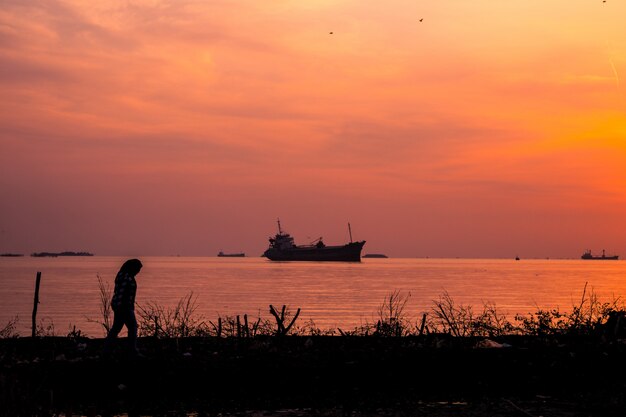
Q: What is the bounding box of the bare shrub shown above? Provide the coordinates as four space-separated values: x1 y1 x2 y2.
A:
430 291 476 337
86 274 112 336
36 317 56 336
137 292 209 338
374 290 412 336
293 318 337 336
515 283 625 336
515 307 568 336
566 282 623 334
209 313 273 337
337 323 377 336
67 324 85 339
471 302 516 337
0 316 19 338
429 292 516 337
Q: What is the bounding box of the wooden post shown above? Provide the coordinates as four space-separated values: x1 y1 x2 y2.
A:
32 271 41 338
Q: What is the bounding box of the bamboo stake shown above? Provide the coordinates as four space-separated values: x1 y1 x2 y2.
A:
32 271 41 338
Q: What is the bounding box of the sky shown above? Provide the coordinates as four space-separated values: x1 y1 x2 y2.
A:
1 0 625 259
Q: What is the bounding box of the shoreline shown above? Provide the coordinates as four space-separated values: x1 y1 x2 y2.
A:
2 334 626 416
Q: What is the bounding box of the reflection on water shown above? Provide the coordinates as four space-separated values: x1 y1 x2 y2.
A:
1 256 625 336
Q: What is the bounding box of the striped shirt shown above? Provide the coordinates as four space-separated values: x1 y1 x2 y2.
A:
111 271 137 310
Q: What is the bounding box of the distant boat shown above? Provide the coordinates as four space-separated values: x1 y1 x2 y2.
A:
263 219 365 262
515 256 520 261
0 253 24 257
363 253 388 258
581 249 619 260
217 251 245 257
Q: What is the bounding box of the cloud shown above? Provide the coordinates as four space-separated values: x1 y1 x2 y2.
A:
1 0 626 256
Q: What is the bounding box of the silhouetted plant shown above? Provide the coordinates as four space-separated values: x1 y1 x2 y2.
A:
470 302 516 337
36 317 56 336
514 308 566 336
137 292 210 338
208 316 223 337
293 318 337 336
565 282 622 334
430 291 476 337
269 304 301 336
209 313 272 337
67 324 85 339
0 316 19 338
86 274 112 336
514 284 625 336
374 290 412 336
338 323 377 336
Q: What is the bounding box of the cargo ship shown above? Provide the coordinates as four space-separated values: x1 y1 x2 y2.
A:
581 249 619 260
263 220 365 262
217 251 245 257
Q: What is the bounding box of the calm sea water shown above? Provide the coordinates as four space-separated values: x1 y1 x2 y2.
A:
1 256 625 337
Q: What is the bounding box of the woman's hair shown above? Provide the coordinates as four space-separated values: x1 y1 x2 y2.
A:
118 258 143 275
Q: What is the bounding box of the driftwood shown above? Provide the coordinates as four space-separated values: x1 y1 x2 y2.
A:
269 304 301 336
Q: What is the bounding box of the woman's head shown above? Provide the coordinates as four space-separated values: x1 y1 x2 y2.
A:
119 258 143 276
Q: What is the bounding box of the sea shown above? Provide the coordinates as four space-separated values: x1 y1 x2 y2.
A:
1 256 625 337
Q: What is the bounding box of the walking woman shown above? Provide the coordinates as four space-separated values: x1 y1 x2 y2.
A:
103 258 143 358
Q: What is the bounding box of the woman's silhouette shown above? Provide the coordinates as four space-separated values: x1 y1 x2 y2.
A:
103 258 143 358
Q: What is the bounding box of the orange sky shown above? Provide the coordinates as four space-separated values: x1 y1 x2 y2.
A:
1 0 625 258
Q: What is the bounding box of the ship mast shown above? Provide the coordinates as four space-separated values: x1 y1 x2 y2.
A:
277 218 283 234
348 222 353 243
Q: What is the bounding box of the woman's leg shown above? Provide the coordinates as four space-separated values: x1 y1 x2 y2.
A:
103 309 126 355
125 309 139 354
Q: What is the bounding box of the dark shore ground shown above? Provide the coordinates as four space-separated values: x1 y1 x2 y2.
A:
2 334 626 416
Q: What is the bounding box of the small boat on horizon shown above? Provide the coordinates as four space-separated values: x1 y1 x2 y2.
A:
217 251 246 257
263 219 365 262
581 249 619 260
363 253 388 258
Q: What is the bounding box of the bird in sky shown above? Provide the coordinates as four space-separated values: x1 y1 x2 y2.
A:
329 31 333 34
419 18 423 22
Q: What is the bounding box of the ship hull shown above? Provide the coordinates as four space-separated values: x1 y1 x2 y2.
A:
263 241 365 262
